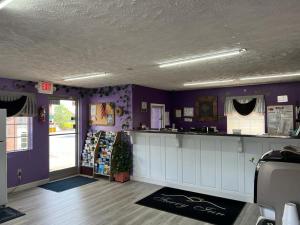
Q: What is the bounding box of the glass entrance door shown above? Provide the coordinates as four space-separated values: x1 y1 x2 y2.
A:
49 98 78 177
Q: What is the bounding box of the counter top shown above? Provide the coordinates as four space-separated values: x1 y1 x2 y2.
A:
128 129 300 139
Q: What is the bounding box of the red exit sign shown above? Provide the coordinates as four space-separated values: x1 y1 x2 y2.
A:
37 81 54 94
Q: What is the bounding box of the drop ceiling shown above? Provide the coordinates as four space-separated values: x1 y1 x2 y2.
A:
0 0 300 90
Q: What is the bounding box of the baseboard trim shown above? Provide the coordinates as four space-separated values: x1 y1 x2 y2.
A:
131 176 253 203
8 178 50 193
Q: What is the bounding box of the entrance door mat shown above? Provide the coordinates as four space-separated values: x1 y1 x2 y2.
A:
0 207 25 224
136 187 246 225
39 176 97 192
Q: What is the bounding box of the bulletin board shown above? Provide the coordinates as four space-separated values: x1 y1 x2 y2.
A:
267 105 294 135
90 103 115 126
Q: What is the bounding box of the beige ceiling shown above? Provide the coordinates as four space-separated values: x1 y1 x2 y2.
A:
0 0 300 90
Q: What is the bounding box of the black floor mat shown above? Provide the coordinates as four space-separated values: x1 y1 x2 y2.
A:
39 176 97 192
136 187 246 225
0 207 25 224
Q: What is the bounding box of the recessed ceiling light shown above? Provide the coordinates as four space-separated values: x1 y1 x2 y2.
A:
239 72 300 81
63 73 109 81
183 79 235 86
158 48 246 68
0 0 14 9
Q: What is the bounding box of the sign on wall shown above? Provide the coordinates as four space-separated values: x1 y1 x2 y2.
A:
36 81 54 94
267 105 294 135
277 95 288 103
183 107 194 117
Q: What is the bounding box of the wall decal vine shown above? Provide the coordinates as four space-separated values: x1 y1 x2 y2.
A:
2 80 132 130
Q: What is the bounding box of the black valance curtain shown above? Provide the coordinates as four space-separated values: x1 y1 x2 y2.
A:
224 95 265 116
0 91 37 117
233 98 257 116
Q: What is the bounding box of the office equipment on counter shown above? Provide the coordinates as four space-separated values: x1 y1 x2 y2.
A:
189 126 218 133
0 109 7 206
254 146 300 225
267 105 294 136
209 126 218 132
232 129 242 135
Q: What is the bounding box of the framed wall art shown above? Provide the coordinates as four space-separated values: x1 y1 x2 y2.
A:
183 107 194 117
175 109 182 118
141 101 148 112
90 102 115 126
195 96 218 121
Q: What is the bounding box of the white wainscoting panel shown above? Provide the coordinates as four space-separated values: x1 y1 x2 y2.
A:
133 135 149 178
181 136 198 186
165 136 179 183
149 135 164 181
221 139 241 193
200 137 218 189
243 140 263 195
131 132 300 203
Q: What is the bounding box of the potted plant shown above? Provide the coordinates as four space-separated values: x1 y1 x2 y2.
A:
111 135 132 183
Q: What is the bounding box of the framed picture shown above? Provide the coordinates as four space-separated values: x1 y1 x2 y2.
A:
89 102 115 126
183 107 194 117
175 109 182 118
184 118 193 122
195 96 218 121
141 101 148 112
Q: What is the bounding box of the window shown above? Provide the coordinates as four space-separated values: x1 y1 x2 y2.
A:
6 117 33 152
227 111 265 135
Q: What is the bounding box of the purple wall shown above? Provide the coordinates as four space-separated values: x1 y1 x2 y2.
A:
132 85 172 129
171 82 300 131
3 76 300 188
0 78 89 188
89 85 133 132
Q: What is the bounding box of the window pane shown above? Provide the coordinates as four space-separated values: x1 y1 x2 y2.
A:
15 117 29 124
16 124 28 137
6 125 15 138
16 137 28 150
227 112 265 135
6 138 15 152
6 117 33 152
6 117 15 125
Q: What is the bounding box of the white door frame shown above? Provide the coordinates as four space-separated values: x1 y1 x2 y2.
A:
150 103 166 129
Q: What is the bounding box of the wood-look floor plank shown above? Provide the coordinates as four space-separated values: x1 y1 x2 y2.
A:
5 179 259 225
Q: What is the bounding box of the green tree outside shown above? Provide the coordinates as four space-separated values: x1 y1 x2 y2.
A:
53 105 74 130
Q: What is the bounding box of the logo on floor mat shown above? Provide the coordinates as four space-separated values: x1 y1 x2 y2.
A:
153 194 226 216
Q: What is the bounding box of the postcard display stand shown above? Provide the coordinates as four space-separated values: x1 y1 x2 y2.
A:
81 131 120 180
81 131 100 176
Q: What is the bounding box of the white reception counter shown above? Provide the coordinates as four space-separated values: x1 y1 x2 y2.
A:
129 131 300 203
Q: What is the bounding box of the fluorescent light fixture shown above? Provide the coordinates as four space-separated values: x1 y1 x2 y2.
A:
184 79 235 86
240 72 300 81
159 48 246 68
0 0 14 9
63 72 109 81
